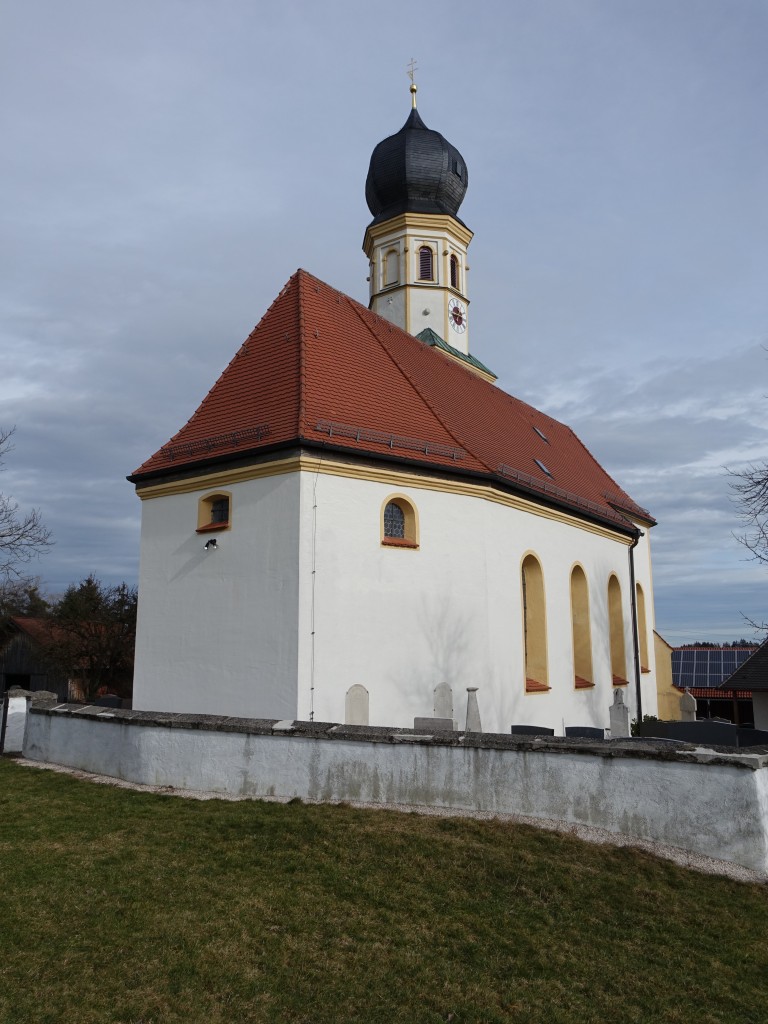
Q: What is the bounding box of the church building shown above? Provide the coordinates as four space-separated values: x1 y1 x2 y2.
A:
129 87 659 734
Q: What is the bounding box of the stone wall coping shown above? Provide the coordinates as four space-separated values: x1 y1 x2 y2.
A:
27 702 768 770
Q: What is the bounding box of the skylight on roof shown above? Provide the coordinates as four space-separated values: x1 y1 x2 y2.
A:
534 458 553 478
533 425 549 443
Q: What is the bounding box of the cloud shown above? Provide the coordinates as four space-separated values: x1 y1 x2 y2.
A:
1 0 767 641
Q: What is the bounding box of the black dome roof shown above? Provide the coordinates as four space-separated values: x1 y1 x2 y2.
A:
365 108 469 226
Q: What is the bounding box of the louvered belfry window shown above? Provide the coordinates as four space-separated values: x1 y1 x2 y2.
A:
418 246 433 281
450 254 458 289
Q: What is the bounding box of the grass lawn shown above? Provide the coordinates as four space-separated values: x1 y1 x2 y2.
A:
0 758 766 1024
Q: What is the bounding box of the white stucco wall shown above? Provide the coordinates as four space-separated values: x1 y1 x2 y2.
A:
24 709 768 875
132 472 301 718
300 470 658 734
132 461 657 734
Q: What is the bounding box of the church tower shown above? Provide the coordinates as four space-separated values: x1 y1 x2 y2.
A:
363 83 474 356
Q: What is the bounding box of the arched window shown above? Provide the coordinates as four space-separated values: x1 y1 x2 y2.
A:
418 246 434 281
608 575 628 684
384 501 405 538
450 254 459 289
385 248 399 286
381 495 419 548
197 491 231 532
570 565 593 688
636 583 650 672
521 554 548 692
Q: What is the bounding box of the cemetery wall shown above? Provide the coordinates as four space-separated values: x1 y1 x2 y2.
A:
22 703 768 875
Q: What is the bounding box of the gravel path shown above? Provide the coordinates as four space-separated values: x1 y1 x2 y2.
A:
13 756 765 885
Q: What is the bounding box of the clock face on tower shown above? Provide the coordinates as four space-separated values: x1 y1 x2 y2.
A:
448 298 467 333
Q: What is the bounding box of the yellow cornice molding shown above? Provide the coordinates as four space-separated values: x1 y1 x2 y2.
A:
136 454 632 544
433 345 495 383
363 212 473 254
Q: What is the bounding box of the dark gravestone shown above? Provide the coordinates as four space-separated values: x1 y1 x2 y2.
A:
640 720 738 746
565 726 605 739
510 725 555 736
737 727 768 748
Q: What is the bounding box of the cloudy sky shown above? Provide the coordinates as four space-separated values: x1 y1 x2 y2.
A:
2 0 766 642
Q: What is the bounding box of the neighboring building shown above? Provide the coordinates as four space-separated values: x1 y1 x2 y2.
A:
672 645 758 723
654 631 679 720
0 617 68 701
129 91 659 734
720 640 768 730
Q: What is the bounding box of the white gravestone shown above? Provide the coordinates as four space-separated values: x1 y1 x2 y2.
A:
433 682 453 722
680 688 697 722
465 687 482 733
609 688 630 738
345 684 369 726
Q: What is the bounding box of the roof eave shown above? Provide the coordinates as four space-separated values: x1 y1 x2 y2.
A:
130 437 639 538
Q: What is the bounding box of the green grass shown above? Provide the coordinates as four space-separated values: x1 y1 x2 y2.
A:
0 758 766 1024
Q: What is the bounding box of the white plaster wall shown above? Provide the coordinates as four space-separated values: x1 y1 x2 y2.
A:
132 472 301 718
299 471 658 734
2 697 29 753
24 711 768 875
371 288 406 332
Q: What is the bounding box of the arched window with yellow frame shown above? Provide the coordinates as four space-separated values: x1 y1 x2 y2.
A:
385 248 399 286
418 245 434 281
197 491 232 533
608 574 628 684
636 582 650 672
381 494 419 549
521 554 549 692
570 565 594 688
450 253 459 289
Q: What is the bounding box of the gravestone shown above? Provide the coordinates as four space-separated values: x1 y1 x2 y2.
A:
345 684 369 726
414 717 454 732
433 682 453 722
465 687 482 733
680 688 697 722
609 688 630 738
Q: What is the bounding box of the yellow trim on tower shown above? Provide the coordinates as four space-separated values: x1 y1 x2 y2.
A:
363 211 473 256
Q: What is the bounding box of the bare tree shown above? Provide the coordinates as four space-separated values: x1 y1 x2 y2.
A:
0 427 52 582
730 459 768 565
730 458 768 635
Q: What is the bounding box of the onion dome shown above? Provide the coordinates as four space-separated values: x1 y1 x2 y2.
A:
365 107 469 226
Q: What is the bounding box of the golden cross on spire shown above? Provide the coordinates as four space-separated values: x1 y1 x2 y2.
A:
407 57 418 108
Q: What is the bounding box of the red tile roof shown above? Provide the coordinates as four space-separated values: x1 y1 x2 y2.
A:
130 270 653 533
679 686 754 700
9 616 54 645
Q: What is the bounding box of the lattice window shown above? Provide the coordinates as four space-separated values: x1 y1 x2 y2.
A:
383 501 406 538
210 498 229 524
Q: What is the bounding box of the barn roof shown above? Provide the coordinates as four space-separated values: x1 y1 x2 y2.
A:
719 639 768 692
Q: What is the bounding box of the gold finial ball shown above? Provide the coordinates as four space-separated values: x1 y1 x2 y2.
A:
410 82 418 108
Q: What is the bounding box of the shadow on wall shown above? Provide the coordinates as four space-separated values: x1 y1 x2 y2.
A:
384 596 477 722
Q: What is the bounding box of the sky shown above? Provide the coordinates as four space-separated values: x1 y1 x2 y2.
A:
1 0 766 642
